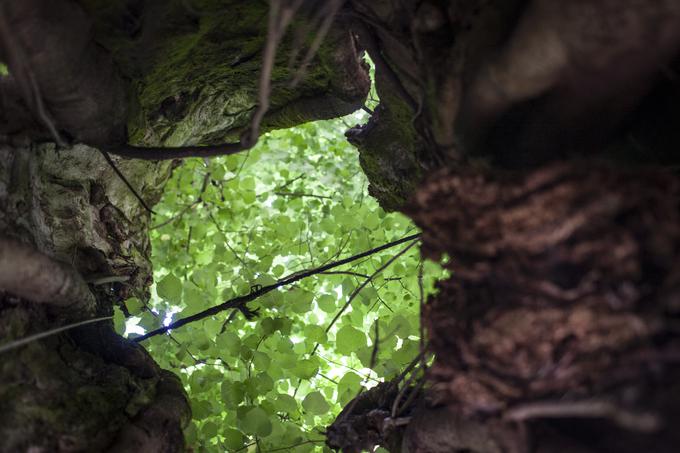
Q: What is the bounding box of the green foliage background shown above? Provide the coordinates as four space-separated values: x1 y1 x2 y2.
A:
114 109 445 452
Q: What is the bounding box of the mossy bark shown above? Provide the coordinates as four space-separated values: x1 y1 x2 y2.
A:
0 142 187 452
0 1 369 451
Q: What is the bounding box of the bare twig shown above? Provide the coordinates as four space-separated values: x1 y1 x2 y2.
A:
320 270 370 279
369 321 380 368
394 376 425 417
319 373 339 385
417 259 428 370
275 174 304 191
151 171 210 229
262 440 324 453
391 355 425 418
274 191 334 200
318 354 380 383
323 240 418 336
0 316 112 354
392 351 426 391
99 149 156 214
134 233 420 341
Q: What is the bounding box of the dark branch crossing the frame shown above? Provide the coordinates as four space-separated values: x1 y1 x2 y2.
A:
133 233 420 342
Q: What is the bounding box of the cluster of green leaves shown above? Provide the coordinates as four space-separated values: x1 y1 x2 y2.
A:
115 110 445 452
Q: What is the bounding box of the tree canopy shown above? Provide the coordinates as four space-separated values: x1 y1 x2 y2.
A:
114 112 445 452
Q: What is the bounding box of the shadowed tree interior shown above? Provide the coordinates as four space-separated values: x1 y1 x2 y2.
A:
1 0 680 452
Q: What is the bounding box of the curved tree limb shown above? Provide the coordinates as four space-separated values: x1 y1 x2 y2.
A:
0 237 95 313
106 0 302 161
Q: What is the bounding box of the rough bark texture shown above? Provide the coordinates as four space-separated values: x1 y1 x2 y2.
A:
408 162 680 452
329 0 680 452
0 144 185 452
4 0 680 451
0 0 369 451
1 0 369 149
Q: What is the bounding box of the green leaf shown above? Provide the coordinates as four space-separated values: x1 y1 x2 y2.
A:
183 284 205 311
221 381 245 408
288 288 314 314
253 351 271 370
302 391 330 415
240 176 256 191
275 394 298 414
191 399 213 420
335 325 366 355
317 294 336 313
303 324 327 343
202 421 218 438
222 428 245 450
242 407 272 437
293 359 319 380
113 306 126 335
124 297 144 316
157 274 182 303
216 331 241 355
203 318 222 339
272 264 285 277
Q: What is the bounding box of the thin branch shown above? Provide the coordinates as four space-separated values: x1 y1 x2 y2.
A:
369 321 380 369
261 440 325 453
99 150 156 214
219 309 240 335
0 316 111 354
275 174 304 191
274 191 334 200
152 200 200 230
417 259 428 370
320 270 370 279
318 354 380 383
151 171 210 229
391 355 425 418
394 375 425 417
319 373 339 385
235 441 258 453
185 226 193 254
369 281 394 313
392 351 426 391
323 240 418 336
134 233 421 341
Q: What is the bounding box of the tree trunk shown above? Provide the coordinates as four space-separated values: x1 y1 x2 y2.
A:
4 0 680 452
329 1 680 452
0 1 368 451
